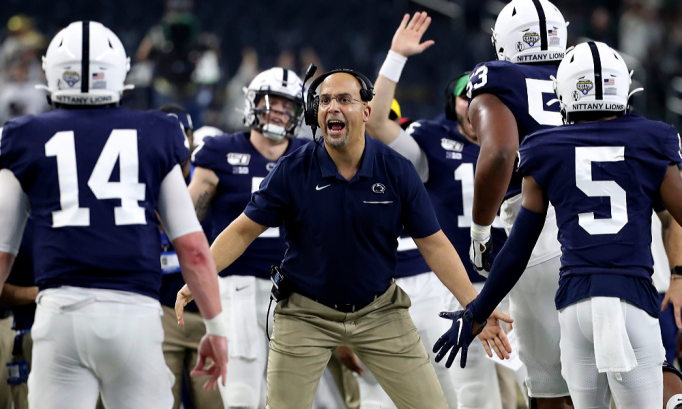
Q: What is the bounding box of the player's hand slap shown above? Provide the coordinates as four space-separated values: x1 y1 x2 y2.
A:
192 333 228 390
433 306 512 368
175 284 194 326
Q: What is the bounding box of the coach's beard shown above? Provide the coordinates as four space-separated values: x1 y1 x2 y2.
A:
325 131 349 149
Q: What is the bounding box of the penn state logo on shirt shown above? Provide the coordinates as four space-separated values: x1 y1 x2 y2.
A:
62 71 80 87
372 183 386 194
227 153 251 166
522 32 540 47
577 79 594 96
266 162 276 172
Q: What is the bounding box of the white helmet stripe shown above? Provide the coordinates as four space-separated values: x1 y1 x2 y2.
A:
587 41 603 100
531 0 548 51
81 21 90 94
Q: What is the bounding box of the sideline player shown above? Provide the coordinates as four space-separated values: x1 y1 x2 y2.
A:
0 21 227 409
186 67 309 409
465 1 570 407
363 12 506 409
453 41 682 409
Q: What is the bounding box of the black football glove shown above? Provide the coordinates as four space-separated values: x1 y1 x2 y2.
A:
433 306 485 368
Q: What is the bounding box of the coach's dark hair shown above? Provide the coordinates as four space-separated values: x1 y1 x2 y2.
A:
157 103 188 114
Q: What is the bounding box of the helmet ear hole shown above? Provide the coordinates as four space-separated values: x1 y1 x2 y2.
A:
512 7 517 16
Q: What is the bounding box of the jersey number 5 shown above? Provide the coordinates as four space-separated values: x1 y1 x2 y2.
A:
46 130 146 228
575 146 628 235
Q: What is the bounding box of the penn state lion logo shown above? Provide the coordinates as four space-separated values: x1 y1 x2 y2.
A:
372 183 386 194
515 42 525 52
576 79 593 95
522 32 540 47
62 71 80 87
571 90 582 101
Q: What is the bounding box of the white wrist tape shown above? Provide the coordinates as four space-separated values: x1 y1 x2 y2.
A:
379 50 407 83
470 222 492 241
203 310 228 337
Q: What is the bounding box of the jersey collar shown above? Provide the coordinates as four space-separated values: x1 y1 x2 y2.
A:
316 134 375 181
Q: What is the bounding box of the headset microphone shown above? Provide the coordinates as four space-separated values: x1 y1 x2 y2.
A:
302 63 319 138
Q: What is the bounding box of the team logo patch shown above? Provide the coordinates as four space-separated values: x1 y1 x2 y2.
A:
576 79 594 95
266 162 276 171
522 32 540 47
227 153 251 166
572 90 582 101
441 138 464 152
232 166 249 175
515 42 525 52
372 183 386 194
62 71 80 87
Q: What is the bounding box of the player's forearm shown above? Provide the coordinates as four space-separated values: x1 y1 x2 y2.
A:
366 74 402 145
0 252 16 300
0 283 37 306
663 212 682 268
472 149 516 225
188 168 218 221
175 231 222 319
415 231 478 307
210 213 266 273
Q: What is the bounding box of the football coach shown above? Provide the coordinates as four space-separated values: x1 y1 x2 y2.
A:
176 67 511 409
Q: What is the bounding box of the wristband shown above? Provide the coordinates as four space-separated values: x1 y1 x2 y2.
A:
379 50 407 83
470 222 492 241
672 266 682 277
203 310 228 337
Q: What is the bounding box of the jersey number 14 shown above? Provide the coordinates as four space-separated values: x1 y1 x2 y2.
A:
46 130 146 228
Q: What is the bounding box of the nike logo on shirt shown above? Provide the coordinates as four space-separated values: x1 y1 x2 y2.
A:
316 184 331 191
236 286 249 292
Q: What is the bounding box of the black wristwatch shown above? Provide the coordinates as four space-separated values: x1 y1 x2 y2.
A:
671 266 682 277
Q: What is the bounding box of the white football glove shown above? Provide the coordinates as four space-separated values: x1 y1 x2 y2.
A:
470 223 493 277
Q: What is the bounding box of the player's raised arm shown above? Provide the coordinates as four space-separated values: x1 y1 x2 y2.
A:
367 12 433 145
188 166 219 221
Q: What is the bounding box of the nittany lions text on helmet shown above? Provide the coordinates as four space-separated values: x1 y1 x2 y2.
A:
554 41 637 122
243 67 304 141
39 21 132 106
492 0 567 64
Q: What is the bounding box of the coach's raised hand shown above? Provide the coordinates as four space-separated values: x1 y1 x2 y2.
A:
390 11 435 58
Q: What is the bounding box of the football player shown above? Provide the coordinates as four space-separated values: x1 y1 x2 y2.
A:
458 41 682 409
183 67 309 409
362 12 507 409
465 1 570 407
0 21 227 409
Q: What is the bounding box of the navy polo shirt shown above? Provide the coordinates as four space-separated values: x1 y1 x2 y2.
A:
244 135 441 305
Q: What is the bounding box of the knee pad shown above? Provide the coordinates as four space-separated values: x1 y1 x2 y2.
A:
664 361 682 383
667 394 682 409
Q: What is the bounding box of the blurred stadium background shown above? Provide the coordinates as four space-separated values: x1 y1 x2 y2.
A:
0 0 680 131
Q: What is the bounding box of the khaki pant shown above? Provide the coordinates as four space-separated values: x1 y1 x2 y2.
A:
266 282 448 409
0 316 13 409
161 305 223 409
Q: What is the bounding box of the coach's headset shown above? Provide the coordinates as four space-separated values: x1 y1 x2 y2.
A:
302 64 375 139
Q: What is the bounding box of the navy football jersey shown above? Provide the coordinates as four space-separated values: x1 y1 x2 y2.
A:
468 60 562 199
192 132 309 279
518 114 682 317
0 107 189 299
395 119 506 283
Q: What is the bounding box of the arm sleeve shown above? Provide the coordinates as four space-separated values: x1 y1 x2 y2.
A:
468 206 546 323
157 164 203 241
243 160 288 227
0 169 29 255
400 160 440 238
390 127 429 183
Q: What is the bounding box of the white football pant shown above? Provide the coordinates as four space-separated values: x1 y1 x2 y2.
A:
559 298 664 409
29 289 173 409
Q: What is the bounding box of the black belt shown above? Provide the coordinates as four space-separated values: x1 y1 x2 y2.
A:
294 286 386 313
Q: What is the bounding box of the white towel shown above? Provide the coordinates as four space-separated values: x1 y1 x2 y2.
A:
592 297 638 373
228 275 259 360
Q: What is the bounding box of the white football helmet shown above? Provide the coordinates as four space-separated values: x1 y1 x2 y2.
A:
492 0 567 64
243 67 304 141
554 41 638 123
39 21 132 106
